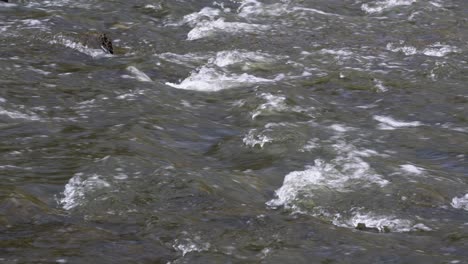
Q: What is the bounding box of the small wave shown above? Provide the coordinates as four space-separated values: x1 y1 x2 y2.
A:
26 0 95 8
328 124 355 133
210 50 284 69
125 66 152 82
451 194 468 211
267 141 388 210
387 42 459 57
157 52 212 67
373 115 422 130
251 93 310 119
59 173 110 210
243 129 272 148
320 49 353 58
173 236 210 256
251 93 288 119
182 7 221 26
0 106 41 121
180 5 270 40
165 66 272 92
361 0 416 14
21 19 48 30
400 164 425 175
333 210 431 232
238 0 339 18
187 18 269 41
49 34 111 58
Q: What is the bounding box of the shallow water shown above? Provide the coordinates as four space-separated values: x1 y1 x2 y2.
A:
1 0 468 263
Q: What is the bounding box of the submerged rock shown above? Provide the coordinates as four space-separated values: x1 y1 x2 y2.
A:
0 189 59 227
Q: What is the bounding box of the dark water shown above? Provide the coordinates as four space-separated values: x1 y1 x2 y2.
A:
1 0 468 263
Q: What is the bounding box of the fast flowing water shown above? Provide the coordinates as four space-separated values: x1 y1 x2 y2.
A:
1 0 468 263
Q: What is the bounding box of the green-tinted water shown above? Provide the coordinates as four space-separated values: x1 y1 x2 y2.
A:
1 0 468 263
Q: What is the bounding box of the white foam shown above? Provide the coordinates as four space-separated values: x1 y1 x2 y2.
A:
238 0 338 18
157 52 212 67
329 124 353 133
373 79 388 92
182 7 221 26
300 138 320 152
173 237 210 256
267 143 388 210
181 4 269 40
210 50 281 68
0 165 32 170
422 43 460 57
373 115 422 130
251 93 288 119
0 1 15 7
441 124 468 133
361 0 416 14
27 0 93 8
400 164 424 175
187 18 270 40
166 66 272 92
451 194 468 211
49 34 110 58
0 106 41 121
60 173 110 210
320 49 353 57
29 66 51 76
387 42 459 57
243 129 272 148
22 19 45 28
126 66 152 82
386 43 418 56
238 0 287 17
116 89 145 100
334 211 431 232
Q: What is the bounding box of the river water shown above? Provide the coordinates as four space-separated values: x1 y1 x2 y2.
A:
1 0 468 263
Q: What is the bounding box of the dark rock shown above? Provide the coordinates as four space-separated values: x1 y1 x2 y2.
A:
79 32 114 54
355 223 381 233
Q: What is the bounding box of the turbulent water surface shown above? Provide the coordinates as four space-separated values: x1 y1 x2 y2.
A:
1 0 468 263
